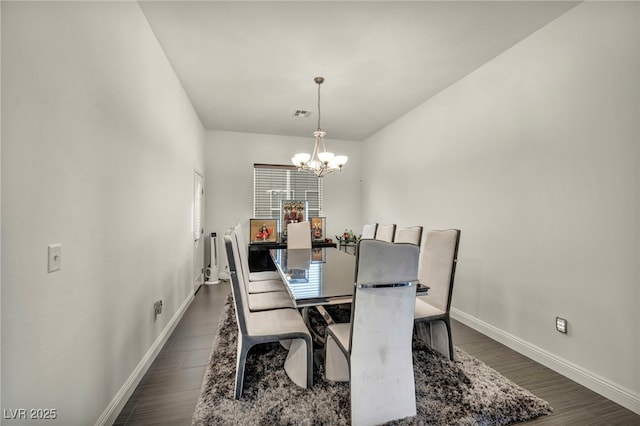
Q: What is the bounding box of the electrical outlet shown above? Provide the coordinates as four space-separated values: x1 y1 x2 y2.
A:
556 317 567 334
154 300 163 315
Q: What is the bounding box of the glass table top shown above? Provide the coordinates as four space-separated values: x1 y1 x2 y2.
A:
270 248 357 307
271 247 429 308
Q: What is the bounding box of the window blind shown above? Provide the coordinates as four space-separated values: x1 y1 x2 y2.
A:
253 164 323 220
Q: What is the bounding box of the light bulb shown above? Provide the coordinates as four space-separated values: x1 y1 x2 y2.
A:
307 159 321 169
333 155 348 166
293 153 311 164
318 152 334 163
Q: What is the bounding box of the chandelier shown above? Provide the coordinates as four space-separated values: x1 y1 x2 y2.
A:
291 77 348 177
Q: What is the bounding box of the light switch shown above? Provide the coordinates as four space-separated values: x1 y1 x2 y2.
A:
48 244 62 272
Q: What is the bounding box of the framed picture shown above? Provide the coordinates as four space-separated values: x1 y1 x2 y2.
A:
311 247 326 262
249 218 278 243
310 217 326 241
280 200 309 238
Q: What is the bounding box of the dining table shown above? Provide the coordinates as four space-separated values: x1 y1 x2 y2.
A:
270 247 429 339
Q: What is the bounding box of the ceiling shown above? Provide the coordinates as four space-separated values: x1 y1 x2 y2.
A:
139 1 578 141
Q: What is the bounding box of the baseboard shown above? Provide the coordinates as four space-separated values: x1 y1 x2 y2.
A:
451 308 640 415
95 291 196 426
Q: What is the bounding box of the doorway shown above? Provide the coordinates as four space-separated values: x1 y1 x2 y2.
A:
194 169 204 292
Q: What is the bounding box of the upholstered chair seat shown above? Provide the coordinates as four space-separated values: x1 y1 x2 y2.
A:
247 279 286 294
246 291 295 311
415 299 445 317
248 270 281 282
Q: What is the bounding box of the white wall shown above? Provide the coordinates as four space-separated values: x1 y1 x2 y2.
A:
204 130 361 273
363 1 640 413
0 1 3 412
1 2 205 425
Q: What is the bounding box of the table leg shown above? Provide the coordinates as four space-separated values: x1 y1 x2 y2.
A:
301 305 336 346
315 305 335 326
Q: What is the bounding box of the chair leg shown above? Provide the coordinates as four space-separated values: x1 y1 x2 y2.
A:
306 335 313 388
414 321 430 346
234 339 251 400
445 318 453 361
415 320 454 361
325 333 349 382
430 320 451 360
279 339 292 349
444 317 454 361
283 337 311 388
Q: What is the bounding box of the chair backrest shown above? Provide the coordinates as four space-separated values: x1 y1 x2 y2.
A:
361 223 378 239
287 221 311 249
351 239 420 354
349 239 419 424
374 224 396 243
354 239 420 287
223 228 250 336
233 223 252 282
418 229 460 312
394 225 423 246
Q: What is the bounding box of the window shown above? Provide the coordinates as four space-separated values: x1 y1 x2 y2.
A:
253 164 323 221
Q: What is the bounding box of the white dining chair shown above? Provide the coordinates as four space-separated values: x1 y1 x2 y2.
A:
394 225 423 246
324 239 419 425
361 223 377 239
374 223 396 243
223 228 312 399
287 221 312 249
414 229 461 360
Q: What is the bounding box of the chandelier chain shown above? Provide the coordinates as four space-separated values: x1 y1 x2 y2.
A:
317 79 322 131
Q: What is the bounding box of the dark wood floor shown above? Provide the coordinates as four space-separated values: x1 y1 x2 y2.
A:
114 283 230 426
114 281 640 425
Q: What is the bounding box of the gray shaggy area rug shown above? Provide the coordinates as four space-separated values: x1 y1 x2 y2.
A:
193 295 552 425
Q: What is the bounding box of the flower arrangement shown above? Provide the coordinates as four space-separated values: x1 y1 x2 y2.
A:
336 229 359 243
